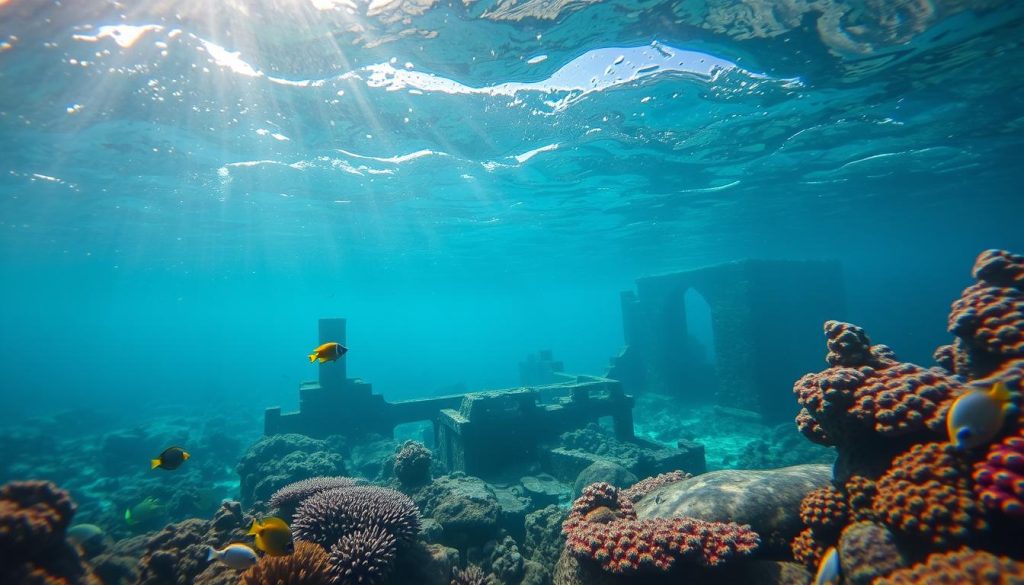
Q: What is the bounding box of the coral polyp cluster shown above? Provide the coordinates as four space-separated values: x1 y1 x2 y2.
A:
789 249 1024 583
561 482 759 574
973 426 1024 518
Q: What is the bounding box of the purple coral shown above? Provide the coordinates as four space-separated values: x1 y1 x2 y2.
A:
269 476 363 520
293 486 420 551
329 525 397 585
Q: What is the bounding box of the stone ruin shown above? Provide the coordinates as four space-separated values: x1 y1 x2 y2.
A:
607 259 846 422
265 319 704 480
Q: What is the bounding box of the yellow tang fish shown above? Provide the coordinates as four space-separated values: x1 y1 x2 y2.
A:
947 381 1018 450
248 517 294 557
309 341 348 364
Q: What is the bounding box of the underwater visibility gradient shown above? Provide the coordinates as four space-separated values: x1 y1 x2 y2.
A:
1 0 1024 584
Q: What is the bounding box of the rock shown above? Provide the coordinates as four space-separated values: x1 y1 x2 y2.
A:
635 464 832 555
417 475 501 550
236 434 347 507
572 460 637 496
520 474 567 507
524 505 566 568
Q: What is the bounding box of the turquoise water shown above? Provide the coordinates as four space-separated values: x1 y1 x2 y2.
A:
1 1 1023 423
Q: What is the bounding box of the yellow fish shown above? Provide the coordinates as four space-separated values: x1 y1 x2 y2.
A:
813 546 841 585
308 341 348 364
947 381 1018 450
248 517 294 557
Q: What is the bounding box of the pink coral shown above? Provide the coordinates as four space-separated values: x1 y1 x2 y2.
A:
873 442 986 547
974 427 1024 518
562 483 758 574
621 471 692 503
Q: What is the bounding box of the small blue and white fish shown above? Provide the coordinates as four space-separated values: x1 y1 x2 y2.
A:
814 546 841 585
947 381 1018 450
207 543 258 570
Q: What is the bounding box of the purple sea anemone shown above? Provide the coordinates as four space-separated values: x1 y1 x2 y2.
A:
292 486 420 550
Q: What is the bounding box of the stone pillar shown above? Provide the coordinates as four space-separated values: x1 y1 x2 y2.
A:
318 318 346 391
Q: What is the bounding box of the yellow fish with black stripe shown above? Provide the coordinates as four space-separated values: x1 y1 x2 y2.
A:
248 517 294 556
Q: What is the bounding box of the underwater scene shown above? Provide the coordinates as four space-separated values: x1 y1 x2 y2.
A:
1 0 1024 583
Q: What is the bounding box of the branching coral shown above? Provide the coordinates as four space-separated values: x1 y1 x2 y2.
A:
329 525 397 585
239 540 333 585
872 442 986 547
561 482 758 574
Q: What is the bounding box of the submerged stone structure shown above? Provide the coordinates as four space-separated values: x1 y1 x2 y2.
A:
608 259 846 422
265 319 705 478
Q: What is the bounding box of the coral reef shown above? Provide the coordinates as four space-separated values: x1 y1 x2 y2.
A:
524 504 566 568
620 470 691 503
790 527 827 569
135 500 251 585
269 476 363 521
874 547 1024 584
237 434 347 508
843 475 878 523
794 321 963 458
292 485 420 550
872 441 985 547
837 521 905 585
798 486 848 537
974 425 1024 518
451 564 493 585
483 535 525 583
0 480 100 585
394 441 433 488
329 525 398 585
238 540 333 585
634 464 829 554
562 482 759 574
948 249 1024 378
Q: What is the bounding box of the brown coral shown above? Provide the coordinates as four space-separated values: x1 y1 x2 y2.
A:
238 540 333 585
843 475 878 523
0 481 99 585
799 486 848 537
872 442 986 547
394 441 433 488
948 249 1024 378
794 322 964 452
874 546 1024 585
837 522 904 585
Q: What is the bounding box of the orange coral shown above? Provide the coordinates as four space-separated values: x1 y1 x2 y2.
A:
874 547 1024 585
799 486 848 536
239 540 333 585
790 527 828 569
873 442 986 547
794 322 963 448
